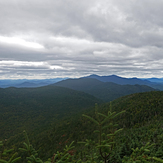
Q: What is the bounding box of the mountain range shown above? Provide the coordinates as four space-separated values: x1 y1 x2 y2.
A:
0 75 157 139
0 78 67 88
54 77 156 102
2 89 163 162
86 74 152 85
0 85 102 139
1 74 163 162
1 74 163 90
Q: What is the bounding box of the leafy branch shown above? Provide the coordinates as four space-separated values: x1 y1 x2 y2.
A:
0 140 21 163
82 103 125 163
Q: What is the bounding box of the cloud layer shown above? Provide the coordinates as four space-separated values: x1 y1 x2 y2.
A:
0 0 163 79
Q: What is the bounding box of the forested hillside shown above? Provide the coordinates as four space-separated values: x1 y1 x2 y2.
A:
86 74 152 85
1 91 163 162
55 78 156 101
0 85 102 139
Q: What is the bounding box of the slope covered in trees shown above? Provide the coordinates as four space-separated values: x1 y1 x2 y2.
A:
0 85 102 139
1 91 163 162
86 74 163 91
55 78 156 101
86 74 152 85
111 91 163 127
41 91 163 162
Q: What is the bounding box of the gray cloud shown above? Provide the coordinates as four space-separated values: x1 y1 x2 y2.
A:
0 0 163 79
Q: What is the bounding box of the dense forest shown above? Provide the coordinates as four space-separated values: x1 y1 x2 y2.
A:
1 84 163 162
0 85 102 139
54 78 156 101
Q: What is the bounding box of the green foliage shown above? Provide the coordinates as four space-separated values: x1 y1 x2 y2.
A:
153 157 163 162
0 103 126 163
111 91 163 128
81 103 125 162
122 142 154 162
19 131 43 163
49 141 77 163
2 91 163 162
0 85 101 139
0 140 21 163
19 131 79 163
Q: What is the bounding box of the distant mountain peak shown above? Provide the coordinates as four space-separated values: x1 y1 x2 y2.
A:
88 74 123 79
85 74 152 85
109 74 123 78
88 74 100 77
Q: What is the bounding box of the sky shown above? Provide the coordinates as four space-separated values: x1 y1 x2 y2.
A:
1 0 163 79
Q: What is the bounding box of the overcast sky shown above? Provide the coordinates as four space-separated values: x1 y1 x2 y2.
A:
0 0 163 79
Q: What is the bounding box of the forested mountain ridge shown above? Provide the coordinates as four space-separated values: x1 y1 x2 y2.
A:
54 78 103 91
29 90 163 162
1 80 163 162
85 74 163 90
85 74 152 85
1 74 163 91
54 77 156 101
110 91 163 127
0 85 102 139
0 78 67 88
3 90 163 162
